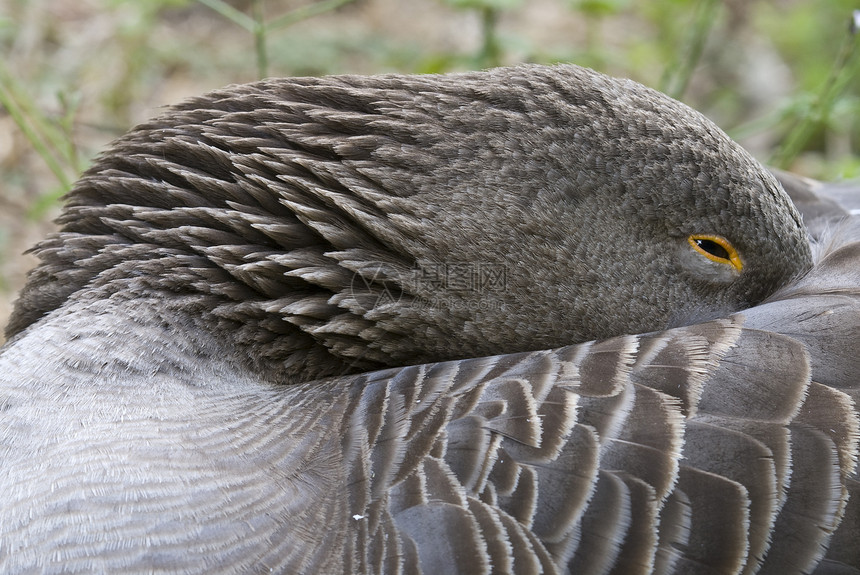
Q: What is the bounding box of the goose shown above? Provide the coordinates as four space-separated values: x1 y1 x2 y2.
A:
0 63 857 574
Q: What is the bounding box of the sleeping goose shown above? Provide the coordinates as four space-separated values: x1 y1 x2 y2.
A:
0 64 857 574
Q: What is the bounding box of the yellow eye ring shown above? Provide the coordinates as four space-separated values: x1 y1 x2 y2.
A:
688 235 743 272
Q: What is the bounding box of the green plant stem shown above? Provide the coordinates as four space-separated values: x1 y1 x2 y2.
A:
196 0 256 31
659 0 719 100
253 0 268 78
0 64 76 172
770 14 860 169
57 92 83 175
267 0 358 31
0 64 74 191
478 6 502 68
199 0 358 79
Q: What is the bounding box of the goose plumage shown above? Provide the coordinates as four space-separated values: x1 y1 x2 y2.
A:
0 64 857 574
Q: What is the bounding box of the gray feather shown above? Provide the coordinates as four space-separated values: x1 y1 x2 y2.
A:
0 64 857 574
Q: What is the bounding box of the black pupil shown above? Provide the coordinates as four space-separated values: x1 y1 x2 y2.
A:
696 239 730 260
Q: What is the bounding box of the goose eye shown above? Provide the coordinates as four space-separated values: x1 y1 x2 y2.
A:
688 235 743 272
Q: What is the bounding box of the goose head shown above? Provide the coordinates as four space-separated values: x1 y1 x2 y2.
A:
7 65 812 382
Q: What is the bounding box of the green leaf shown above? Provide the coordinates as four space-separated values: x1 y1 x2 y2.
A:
443 0 523 11
568 0 630 18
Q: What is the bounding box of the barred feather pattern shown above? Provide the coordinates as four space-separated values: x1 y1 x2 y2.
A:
1 238 857 573
0 67 858 574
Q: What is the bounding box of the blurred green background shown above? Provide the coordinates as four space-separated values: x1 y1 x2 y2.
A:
1 0 860 331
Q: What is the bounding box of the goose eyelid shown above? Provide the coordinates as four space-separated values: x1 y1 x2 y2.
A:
688 235 743 272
